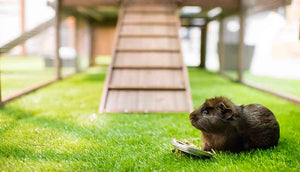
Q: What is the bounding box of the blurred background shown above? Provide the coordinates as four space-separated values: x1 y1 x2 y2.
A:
0 0 299 103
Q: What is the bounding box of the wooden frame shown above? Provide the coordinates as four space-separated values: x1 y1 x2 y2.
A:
99 4 194 113
74 15 80 73
0 73 79 106
116 49 180 53
113 66 182 70
175 9 194 112
237 3 245 82
20 0 26 56
0 18 54 54
87 20 94 67
55 0 62 79
108 86 186 90
242 81 300 105
99 7 125 113
199 24 207 68
218 18 225 74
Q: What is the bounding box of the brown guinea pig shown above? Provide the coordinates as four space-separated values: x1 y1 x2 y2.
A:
190 97 280 153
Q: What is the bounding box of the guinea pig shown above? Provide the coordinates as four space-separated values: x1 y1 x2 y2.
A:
189 97 280 153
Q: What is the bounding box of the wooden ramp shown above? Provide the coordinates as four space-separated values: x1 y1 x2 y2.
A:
99 4 193 113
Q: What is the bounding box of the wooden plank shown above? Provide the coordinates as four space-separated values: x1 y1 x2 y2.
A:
199 24 207 68
87 20 94 67
105 90 189 113
116 49 180 53
118 37 179 50
63 0 119 6
20 0 25 56
218 19 225 74
55 0 62 80
125 10 175 14
120 25 177 36
125 5 176 12
122 22 176 26
179 0 239 9
108 86 186 90
174 10 194 112
120 35 177 38
114 52 182 67
99 4 193 113
237 7 245 82
123 13 176 23
110 69 185 88
99 8 125 113
113 66 182 70
74 17 80 72
0 18 54 54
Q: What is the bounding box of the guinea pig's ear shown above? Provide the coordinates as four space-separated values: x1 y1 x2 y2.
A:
223 109 233 120
219 103 233 120
219 102 227 110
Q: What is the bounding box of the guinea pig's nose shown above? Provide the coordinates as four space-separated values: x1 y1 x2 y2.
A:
189 110 199 121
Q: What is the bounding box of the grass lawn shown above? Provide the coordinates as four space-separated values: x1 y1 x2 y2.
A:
1 56 56 99
0 66 299 171
224 70 300 98
243 72 300 98
0 56 88 99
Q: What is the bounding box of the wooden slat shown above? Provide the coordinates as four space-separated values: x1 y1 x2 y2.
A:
174 8 194 112
114 52 182 67
110 69 185 88
120 25 177 36
116 49 180 53
120 34 177 38
99 3 193 113
105 90 189 112
99 8 125 113
123 13 176 23
108 86 186 90
118 37 179 50
125 10 175 14
0 18 54 54
122 22 176 26
113 66 182 70
125 5 176 12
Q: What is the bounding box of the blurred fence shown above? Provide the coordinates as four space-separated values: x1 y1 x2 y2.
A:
180 2 300 104
216 3 300 104
0 0 92 105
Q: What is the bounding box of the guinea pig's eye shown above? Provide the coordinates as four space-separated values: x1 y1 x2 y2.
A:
203 110 209 115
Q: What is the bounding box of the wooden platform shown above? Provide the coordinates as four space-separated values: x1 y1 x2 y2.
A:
99 4 193 113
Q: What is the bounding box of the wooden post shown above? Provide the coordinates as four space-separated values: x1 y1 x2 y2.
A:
0 69 2 104
199 24 207 68
20 0 26 56
237 4 245 82
88 21 95 67
55 0 62 79
74 16 80 73
218 19 225 74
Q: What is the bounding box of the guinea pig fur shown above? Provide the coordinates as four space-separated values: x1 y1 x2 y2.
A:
189 97 280 153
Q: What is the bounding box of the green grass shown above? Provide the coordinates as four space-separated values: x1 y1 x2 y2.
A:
0 56 90 99
0 66 299 171
243 72 300 97
0 56 56 98
223 70 300 98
